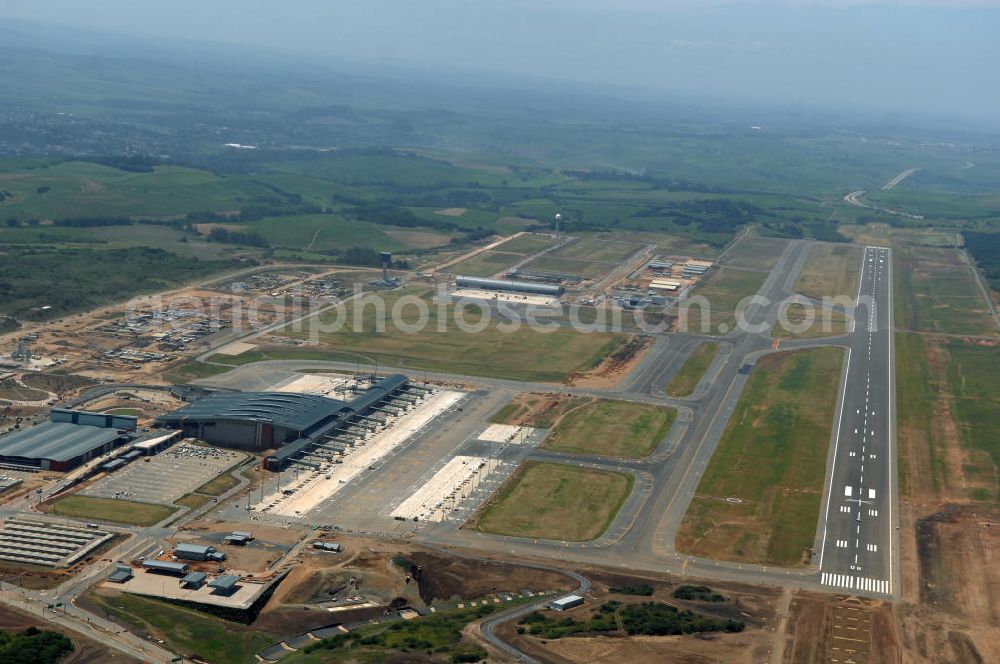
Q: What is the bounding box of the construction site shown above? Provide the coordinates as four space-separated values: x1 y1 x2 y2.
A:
440 231 716 313
0 267 360 382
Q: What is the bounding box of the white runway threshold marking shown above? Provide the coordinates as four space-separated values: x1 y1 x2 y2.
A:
821 573 889 594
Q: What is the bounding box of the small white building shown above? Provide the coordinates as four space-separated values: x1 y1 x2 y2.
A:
549 594 584 611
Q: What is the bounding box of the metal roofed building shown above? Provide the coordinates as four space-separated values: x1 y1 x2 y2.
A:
455 275 564 297
174 543 219 561
142 559 189 575
0 409 137 471
180 571 207 588
209 574 241 594
158 375 413 465
549 595 585 611
157 392 355 451
107 566 133 583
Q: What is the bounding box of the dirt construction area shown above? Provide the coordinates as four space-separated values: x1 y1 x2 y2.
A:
174 520 303 574
893 504 1000 663
253 535 573 636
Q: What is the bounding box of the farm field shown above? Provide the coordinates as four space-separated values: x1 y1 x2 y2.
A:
666 342 719 397
682 268 767 335
0 160 276 219
245 214 452 253
794 243 862 300
676 347 845 566
894 246 998 337
540 399 676 458
266 289 632 382
472 461 633 541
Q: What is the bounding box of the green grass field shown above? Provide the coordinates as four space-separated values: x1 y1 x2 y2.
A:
473 462 633 541
894 246 998 336
540 399 676 458
896 332 1000 503
451 250 522 277
174 493 211 511
0 160 276 219
489 394 592 428
666 342 720 397
771 303 850 339
195 471 241 496
45 495 177 526
492 233 556 254
245 214 452 252
677 347 845 566
522 255 612 279
161 360 235 383
272 288 631 382
943 339 1000 501
0 378 49 401
721 236 789 271
683 268 768 335
794 243 862 300
895 332 945 498
285 604 498 663
549 237 642 263
87 591 274 664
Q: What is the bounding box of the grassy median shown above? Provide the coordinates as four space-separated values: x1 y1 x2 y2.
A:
540 399 676 458
666 342 719 397
677 347 844 566
472 461 633 541
44 495 177 526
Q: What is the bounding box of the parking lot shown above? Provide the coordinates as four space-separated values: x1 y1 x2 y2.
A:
79 443 245 505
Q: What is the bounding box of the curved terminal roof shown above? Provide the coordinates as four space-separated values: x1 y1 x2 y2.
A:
157 375 410 437
158 392 351 433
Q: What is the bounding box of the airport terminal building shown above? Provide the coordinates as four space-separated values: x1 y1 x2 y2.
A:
156 392 357 451
156 374 419 470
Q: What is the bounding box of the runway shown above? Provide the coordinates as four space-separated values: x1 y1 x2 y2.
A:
193 238 900 599
816 246 898 596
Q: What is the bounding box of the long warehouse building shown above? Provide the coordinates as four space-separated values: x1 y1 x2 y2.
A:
455 275 564 296
0 409 137 471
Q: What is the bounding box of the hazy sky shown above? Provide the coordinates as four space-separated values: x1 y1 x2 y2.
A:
3 1 999 123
